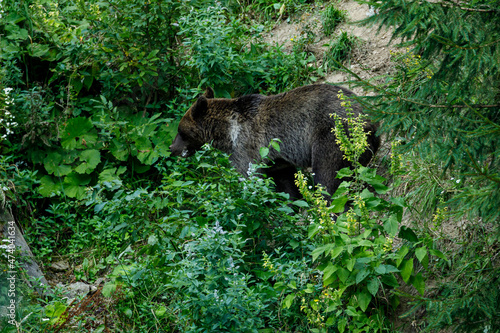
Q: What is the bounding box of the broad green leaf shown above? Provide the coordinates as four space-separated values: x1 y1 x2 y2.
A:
61 117 98 149
154 306 167 318
323 273 336 287
74 149 101 174
330 196 348 213
99 166 126 183
380 274 399 288
44 151 72 177
415 246 428 264
62 173 91 199
135 136 158 165
45 302 67 324
254 270 274 281
383 215 399 236
398 226 419 242
38 175 61 197
293 200 309 208
346 258 355 272
375 264 399 275
337 267 349 283
365 197 382 209
372 182 389 194
147 49 160 59
270 139 281 152
358 239 373 247
5 25 29 41
359 167 389 194
338 317 347 333
198 163 214 169
391 294 400 309
312 244 334 262
367 277 379 296
148 235 158 246
400 259 414 283
30 43 50 57
330 246 344 260
259 146 269 159
322 262 338 282
335 167 353 179
110 138 129 161
355 269 370 284
125 189 147 201
356 290 372 312
283 294 295 309
412 272 425 295
308 223 322 238
278 206 294 214
396 245 409 267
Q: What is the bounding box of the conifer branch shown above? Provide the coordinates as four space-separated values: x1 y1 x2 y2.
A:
404 100 500 109
440 0 500 13
333 60 499 112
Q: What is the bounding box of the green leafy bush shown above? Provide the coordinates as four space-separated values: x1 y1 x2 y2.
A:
178 1 320 97
263 91 447 332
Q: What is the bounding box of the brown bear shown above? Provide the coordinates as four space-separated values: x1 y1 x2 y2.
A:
169 84 379 199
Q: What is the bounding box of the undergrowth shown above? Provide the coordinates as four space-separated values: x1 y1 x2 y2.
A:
0 0 498 332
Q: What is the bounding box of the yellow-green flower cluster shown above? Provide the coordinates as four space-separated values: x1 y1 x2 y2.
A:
432 205 448 230
262 251 278 276
353 194 369 221
383 236 394 252
390 140 405 175
300 297 326 328
294 171 332 228
390 48 434 79
345 208 358 236
331 90 369 166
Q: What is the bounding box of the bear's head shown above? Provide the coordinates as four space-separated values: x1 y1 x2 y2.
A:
170 87 214 158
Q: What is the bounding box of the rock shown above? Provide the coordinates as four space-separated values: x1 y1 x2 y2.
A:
65 282 97 300
0 207 49 295
94 277 106 286
50 260 70 272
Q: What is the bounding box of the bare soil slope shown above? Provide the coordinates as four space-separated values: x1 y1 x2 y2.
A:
264 0 399 95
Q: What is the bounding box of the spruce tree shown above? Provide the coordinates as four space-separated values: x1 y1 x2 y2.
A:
353 0 500 224
349 1 500 330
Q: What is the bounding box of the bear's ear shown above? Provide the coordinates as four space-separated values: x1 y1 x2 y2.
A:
191 95 208 120
203 87 214 99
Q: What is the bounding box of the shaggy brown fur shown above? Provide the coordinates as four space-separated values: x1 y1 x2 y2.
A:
170 84 379 198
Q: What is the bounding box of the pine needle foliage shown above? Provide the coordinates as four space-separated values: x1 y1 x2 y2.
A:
352 0 500 224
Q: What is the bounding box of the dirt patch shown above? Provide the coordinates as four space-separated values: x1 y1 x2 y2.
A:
263 0 400 95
